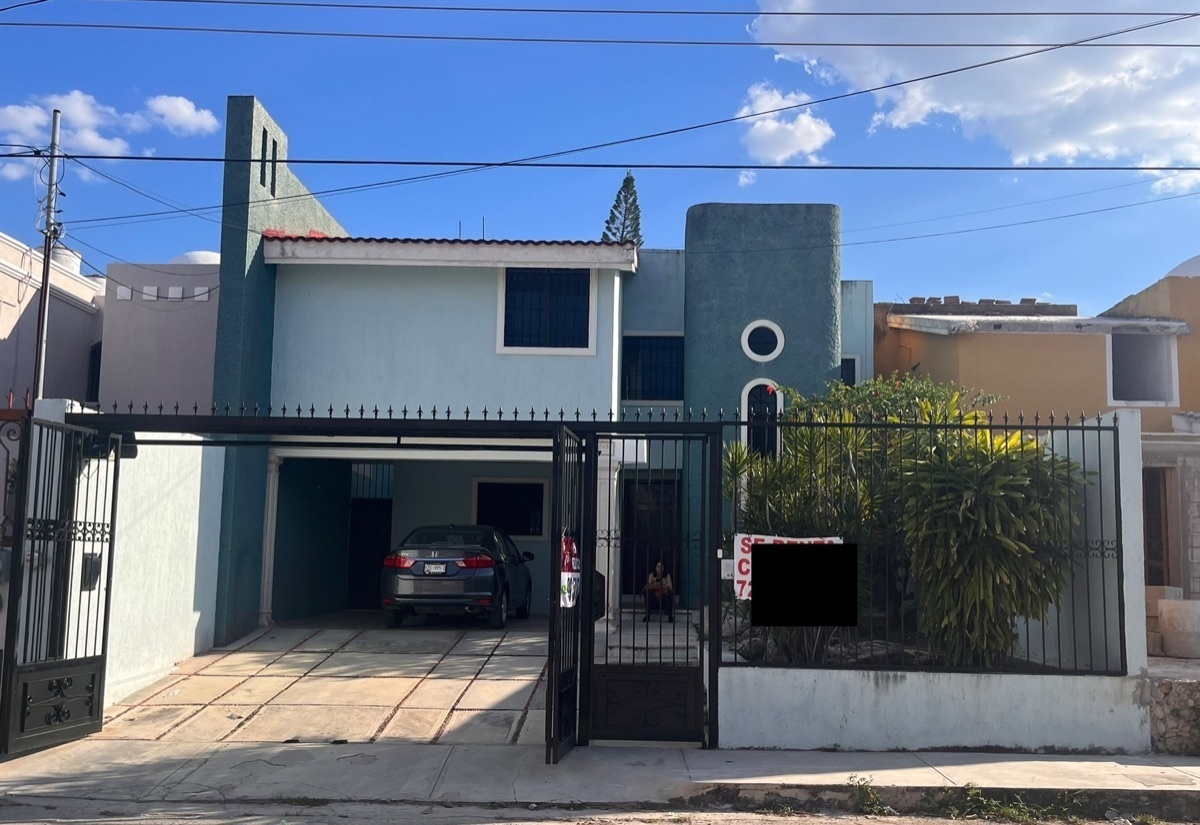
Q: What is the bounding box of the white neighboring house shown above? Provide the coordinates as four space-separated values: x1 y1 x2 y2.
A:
0 231 104 404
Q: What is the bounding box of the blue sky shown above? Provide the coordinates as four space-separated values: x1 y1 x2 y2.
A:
2 0 1199 315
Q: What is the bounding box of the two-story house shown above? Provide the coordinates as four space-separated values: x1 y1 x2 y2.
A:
90 96 874 646
875 268 1198 656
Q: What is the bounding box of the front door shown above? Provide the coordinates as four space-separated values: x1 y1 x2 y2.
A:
347 499 393 610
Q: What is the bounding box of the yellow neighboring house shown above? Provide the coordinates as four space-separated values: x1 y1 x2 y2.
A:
875 254 1200 656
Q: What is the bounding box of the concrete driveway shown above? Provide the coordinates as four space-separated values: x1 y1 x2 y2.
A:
98 614 549 747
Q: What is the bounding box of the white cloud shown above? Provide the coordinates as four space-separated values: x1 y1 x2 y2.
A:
0 162 31 181
750 0 1200 190
145 95 220 136
0 91 221 182
736 82 836 164
0 104 49 142
738 170 759 187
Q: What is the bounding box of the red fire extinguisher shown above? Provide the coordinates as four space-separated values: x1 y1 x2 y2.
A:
560 531 581 607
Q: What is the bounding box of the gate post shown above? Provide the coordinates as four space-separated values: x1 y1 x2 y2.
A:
706 429 722 749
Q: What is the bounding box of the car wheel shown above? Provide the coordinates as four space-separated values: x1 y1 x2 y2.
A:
489 589 509 630
383 609 404 628
515 586 532 620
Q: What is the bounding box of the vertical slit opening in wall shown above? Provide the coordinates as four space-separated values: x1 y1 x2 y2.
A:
260 128 268 187
271 139 278 197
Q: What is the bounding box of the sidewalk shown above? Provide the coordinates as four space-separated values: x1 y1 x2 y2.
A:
2 739 1200 817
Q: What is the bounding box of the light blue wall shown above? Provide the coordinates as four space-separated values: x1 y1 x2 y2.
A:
840 280 875 383
391 459 553 617
624 250 685 333
272 264 622 417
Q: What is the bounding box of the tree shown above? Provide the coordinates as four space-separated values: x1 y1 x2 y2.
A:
722 374 1085 669
601 170 643 247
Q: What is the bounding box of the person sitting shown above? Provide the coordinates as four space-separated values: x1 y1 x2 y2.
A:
643 561 674 622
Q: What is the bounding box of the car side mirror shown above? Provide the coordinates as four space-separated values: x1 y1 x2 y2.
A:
522 551 535 563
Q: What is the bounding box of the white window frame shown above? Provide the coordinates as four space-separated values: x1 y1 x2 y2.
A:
471 477 550 541
740 377 783 456
1106 333 1181 408
741 319 785 363
496 267 598 356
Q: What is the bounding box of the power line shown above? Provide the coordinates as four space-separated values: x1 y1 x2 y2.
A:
68 235 224 299
61 11 1200 229
88 1 1200 18
0 0 49 12
50 155 1200 171
842 171 1193 235
687 187 1200 256
4 21 1199 47
70 157 226 228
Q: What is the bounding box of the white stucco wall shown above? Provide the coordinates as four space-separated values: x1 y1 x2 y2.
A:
719 409 1151 753
718 668 1150 751
105 438 225 706
272 264 622 416
840 280 874 382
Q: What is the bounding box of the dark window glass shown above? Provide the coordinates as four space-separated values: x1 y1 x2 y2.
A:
746 325 779 356
622 336 684 400
840 357 858 387
403 528 493 549
476 482 545 537
503 268 590 348
747 383 778 457
86 342 102 403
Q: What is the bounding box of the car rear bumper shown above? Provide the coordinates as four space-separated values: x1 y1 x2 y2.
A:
380 574 497 613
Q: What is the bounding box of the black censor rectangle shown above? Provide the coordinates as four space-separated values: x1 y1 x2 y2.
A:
750 543 858 627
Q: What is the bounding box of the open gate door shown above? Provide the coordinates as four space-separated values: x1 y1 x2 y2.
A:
1 418 122 755
546 425 585 764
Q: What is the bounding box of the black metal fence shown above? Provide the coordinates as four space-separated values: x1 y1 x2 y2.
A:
720 411 1126 676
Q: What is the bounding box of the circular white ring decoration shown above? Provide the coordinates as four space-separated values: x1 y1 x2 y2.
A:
741 319 785 363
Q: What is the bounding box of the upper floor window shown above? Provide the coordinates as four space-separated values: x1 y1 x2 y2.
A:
1108 333 1179 406
622 336 684 401
499 268 594 353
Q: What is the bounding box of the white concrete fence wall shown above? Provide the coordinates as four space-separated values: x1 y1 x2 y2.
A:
105 437 224 706
718 410 1151 753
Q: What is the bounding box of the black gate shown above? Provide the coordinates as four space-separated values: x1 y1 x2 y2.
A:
1 417 122 755
546 424 584 764
586 430 717 745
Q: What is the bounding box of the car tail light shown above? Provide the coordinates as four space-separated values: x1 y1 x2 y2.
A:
456 554 495 569
384 554 415 569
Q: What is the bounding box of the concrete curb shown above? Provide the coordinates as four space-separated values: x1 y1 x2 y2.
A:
676 783 1200 822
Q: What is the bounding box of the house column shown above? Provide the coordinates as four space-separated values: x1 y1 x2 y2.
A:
595 439 623 626
259 452 282 627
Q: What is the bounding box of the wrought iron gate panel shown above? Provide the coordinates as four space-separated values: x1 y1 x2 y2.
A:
1 418 122 755
587 431 714 744
546 425 584 764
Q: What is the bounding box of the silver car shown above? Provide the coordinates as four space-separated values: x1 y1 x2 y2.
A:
380 524 535 629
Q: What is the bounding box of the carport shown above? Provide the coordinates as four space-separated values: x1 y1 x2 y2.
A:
52 408 720 762
99 615 549 746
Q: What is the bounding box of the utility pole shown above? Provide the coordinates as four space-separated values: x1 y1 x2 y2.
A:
32 109 62 402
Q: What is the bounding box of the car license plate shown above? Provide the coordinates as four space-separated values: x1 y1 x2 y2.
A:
424 563 446 575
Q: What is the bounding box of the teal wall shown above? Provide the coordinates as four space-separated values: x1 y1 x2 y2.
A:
391 459 552 617
623 250 685 334
213 96 348 645
272 460 353 622
682 203 841 413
